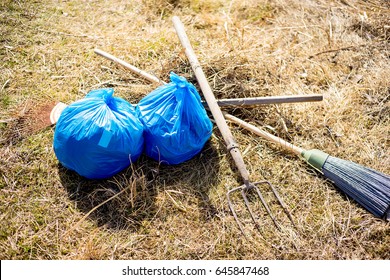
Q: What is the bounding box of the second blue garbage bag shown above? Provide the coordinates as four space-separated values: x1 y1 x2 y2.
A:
136 72 213 164
53 88 144 179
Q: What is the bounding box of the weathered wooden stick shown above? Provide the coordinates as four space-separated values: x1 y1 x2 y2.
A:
94 48 163 85
94 48 323 107
172 16 250 182
223 112 303 156
216 94 322 106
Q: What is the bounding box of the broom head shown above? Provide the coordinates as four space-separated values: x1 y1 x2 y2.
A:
322 156 390 221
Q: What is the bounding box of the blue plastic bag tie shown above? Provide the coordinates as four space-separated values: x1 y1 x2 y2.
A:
86 88 114 104
172 74 188 88
98 129 113 148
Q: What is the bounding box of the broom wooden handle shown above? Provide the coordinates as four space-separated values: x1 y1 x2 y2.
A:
224 113 304 156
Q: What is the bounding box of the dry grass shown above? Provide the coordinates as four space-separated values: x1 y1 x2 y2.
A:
0 0 389 260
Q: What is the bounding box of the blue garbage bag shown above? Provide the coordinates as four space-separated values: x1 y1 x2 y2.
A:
136 72 213 164
53 88 144 179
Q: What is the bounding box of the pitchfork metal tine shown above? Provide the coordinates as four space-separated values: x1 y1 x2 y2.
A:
227 186 248 237
249 183 281 230
240 185 264 230
258 181 296 227
227 181 295 237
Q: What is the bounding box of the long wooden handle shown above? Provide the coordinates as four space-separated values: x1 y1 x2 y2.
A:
217 94 322 106
224 113 304 156
172 16 250 182
94 48 165 85
95 48 323 107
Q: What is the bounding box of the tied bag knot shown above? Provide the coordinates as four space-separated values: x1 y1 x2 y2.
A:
137 72 212 165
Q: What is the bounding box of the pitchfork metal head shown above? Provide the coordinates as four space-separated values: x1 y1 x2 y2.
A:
227 180 295 237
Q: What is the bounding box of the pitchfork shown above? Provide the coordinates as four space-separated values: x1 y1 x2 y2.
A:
172 16 295 236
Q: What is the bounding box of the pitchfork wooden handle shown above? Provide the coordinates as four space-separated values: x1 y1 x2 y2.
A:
172 16 250 182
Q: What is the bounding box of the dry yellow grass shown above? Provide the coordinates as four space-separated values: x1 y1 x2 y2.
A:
0 0 389 260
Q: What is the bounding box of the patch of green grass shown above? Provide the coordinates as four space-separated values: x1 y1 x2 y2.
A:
238 3 276 23
0 94 11 108
188 0 224 13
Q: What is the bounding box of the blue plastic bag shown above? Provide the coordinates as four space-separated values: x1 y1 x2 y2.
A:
136 72 213 164
53 88 144 179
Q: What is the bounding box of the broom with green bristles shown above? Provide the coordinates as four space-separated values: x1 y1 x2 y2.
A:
224 112 390 221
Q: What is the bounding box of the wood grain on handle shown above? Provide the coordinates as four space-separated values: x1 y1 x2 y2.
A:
94 48 165 85
224 113 304 156
172 16 250 182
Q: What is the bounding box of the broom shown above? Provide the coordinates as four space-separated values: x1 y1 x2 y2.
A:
224 113 390 221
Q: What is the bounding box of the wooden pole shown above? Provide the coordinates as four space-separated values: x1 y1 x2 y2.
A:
94 48 323 107
216 94 322 106
172 16 250 182
94 48 164 85
223 112 304 156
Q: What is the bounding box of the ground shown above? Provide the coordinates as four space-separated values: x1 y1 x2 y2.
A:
0 0 389 259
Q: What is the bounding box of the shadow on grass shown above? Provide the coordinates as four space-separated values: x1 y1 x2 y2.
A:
58 140 221 232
